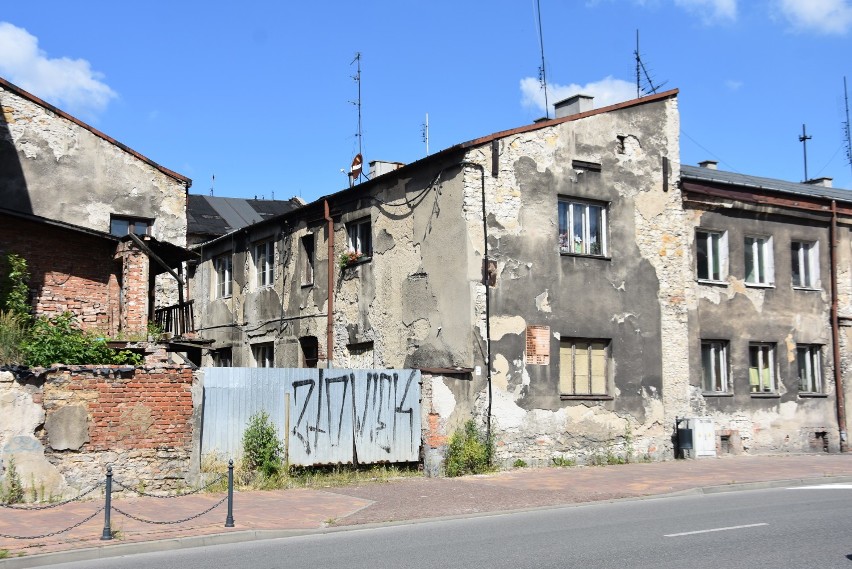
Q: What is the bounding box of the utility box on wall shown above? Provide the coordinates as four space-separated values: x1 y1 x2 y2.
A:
677 417 717 459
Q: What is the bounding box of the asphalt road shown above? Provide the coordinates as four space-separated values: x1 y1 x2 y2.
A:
40 483 852 569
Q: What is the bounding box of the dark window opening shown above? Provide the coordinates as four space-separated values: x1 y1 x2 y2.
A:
110 215 153 237
300 336 319 368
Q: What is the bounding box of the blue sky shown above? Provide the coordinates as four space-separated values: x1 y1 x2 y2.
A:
2 0 851 202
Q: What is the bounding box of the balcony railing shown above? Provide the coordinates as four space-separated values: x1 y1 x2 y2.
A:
154 300 194 338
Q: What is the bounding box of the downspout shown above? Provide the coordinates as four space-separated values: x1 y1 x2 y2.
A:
830 200 848 452
324 199 335 369
461 160 493 451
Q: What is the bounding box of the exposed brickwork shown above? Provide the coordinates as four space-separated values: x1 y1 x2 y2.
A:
43 366 194 452
115 240 150 337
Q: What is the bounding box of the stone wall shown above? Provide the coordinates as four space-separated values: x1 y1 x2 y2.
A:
0 365 195 500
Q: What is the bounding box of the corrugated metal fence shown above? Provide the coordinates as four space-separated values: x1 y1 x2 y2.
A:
201 368 421 466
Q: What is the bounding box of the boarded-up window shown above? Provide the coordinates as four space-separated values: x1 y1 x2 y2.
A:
526 326 550 365
559 339 609 396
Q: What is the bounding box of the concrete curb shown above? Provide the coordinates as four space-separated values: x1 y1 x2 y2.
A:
4 474 852 569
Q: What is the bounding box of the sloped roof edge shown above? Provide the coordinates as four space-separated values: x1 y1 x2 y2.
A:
681 164 852 203
0 77 192 188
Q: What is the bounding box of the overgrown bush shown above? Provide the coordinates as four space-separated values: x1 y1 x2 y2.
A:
0 254 30 317
445 420 493 477
0 311 27 366
22 312 141 367
1 457 24 504
242 410 285 478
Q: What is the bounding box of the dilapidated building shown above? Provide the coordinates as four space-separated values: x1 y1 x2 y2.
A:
190 88 851 468
0 77 194 337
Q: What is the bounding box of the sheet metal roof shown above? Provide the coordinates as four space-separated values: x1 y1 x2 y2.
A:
681 165 852 203
187 194 304 239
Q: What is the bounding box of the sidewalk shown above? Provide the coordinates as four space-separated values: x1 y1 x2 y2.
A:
2 454 852 567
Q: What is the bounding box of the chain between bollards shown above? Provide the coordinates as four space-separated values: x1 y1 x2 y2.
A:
224 459 235 528
101 465 113 540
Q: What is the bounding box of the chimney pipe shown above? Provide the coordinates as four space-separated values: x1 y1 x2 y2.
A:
698 160 718 170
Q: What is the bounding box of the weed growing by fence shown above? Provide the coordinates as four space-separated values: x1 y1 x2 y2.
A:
445 420 494 477
551 456 576 467
1 457 24 504
241 411 285 478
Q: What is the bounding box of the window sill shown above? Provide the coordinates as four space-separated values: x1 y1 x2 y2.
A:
793 286 821 292
750 392 780 398
560 395 613 401
702 392 733 397
697 279 728 287
744 282 774 289
559 252 610 261
798 392 828 398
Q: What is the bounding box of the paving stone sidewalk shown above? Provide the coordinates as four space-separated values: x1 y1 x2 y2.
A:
1 454 851 566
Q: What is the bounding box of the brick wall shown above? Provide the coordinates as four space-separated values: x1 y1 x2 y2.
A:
0 214 119 333
115 240 150 337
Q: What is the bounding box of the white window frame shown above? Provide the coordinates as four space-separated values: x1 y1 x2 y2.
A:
797 345 823 393
346 218 372 257
701 340 729 393
696 229 728 282
214 254 232 299
744 235 774 286
558 199 607 257
559 339 610 396
791 240 820 289
252 342 274 368
749 343 776 393
254 240 275 288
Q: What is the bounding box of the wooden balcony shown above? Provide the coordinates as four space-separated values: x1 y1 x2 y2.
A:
154 300 194 338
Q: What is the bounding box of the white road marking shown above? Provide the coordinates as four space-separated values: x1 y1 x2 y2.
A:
789 484 852 490
664 523 768 537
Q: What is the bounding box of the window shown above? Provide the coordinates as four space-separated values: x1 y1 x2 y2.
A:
212 348 232 367
254 241 274 288
301 234 315 286
110 215 152 237
252 343 274 368
701 341 729 393
558 199 607 256
696 230 728 282
749 343 776 393
347 218 372 257
559 339 609 396
744 236 774 285
299 336 318 368
791 241 819 289
797 345 823 393
214 254 232 298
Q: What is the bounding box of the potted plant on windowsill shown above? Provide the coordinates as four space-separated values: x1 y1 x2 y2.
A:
339 251 363 270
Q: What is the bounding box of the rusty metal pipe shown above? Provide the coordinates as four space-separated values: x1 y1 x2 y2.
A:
830 200 848 451
324 199 334 369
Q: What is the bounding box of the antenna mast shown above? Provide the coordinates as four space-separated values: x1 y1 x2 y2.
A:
210 174 215 197
634 30 665 97
422 113 429 156
799 124 812 182
535 0 549 118
350 52 366 182
844 76 852 178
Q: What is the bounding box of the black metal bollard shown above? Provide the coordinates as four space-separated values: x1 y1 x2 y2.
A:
101 466 113 540
225 459 235 528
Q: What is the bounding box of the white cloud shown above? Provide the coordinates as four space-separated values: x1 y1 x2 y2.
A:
0 22 117 117
776 0 852 34
520 76 638 115
725 79 743 91
673 0 738 23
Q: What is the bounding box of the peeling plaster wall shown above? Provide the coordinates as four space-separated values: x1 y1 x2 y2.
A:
0 84 187 247
685 204 843 453
454 97 685 466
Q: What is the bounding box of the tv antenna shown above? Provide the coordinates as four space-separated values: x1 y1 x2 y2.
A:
799 124 812 182
349 52 367 183
209 174 215 197
843 76 852 177
535 0 549 118
421 113 430 156
634 30 666 98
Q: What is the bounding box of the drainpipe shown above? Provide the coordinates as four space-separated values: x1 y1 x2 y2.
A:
830 200 848 452
324 199 335 369
461 161 493 451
